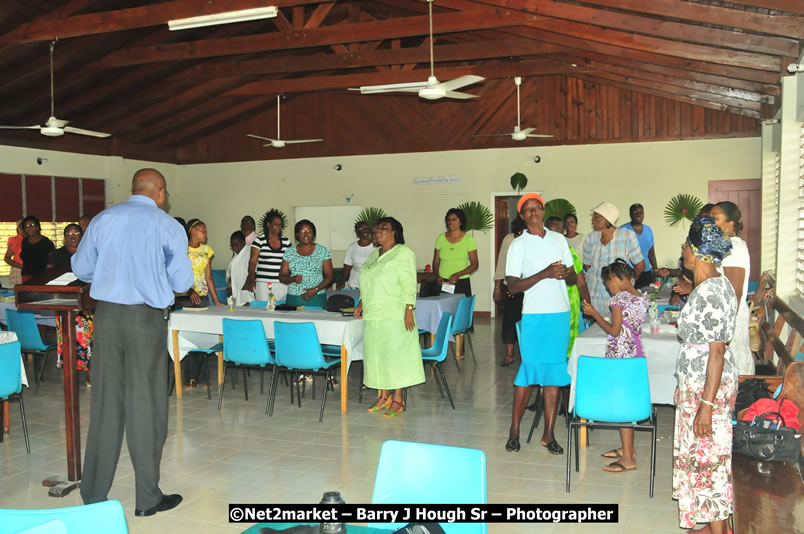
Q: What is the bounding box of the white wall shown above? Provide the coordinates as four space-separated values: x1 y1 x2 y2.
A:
171 137 761 313
0 145 177 207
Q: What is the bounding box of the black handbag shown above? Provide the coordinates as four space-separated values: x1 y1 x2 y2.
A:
326 294 355 312
734 378 771 413
732 411 802 463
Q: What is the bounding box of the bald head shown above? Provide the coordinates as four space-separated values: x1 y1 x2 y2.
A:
132 168 168 208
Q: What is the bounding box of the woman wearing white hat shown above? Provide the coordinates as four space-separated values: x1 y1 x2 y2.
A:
582 201 646 318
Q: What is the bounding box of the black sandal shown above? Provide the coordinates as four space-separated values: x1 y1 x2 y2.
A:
500 357 515 368
541 440 563 455
505 437 521 452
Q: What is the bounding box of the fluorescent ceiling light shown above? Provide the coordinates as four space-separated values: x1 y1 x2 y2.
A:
168 6 278 31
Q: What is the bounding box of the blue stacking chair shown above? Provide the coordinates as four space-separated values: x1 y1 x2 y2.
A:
747 280 759 296
0 341 29 454
567 356 657 497
421 312 455 409
372 440 487 534
217 319 275 414
657 304 678 313
450 296 476 367
270 322 341 422
5 309 56 394
0 500 128 534
211 268 227 304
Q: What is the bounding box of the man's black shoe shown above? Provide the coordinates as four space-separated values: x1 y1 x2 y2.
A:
134 493 183 517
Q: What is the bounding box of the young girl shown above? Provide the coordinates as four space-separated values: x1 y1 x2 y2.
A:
181 218 224 388
582 258 648 473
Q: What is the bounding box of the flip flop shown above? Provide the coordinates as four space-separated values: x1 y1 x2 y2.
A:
601 448 623 459
603 461 636 473
541 440 563 455
505 438 521 453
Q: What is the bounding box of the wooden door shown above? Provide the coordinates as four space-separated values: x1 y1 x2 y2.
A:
708 179 761 282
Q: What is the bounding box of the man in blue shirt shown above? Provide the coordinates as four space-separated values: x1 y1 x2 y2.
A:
621 203 658 289
72 168 192 517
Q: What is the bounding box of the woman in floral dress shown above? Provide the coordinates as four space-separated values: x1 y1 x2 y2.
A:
673 217 736 534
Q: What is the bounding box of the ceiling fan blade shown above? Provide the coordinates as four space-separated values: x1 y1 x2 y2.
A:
283 139 324 144
63 126 110 138
443 90 479 100
472 133 515 137
49 117 69 128
357 81 429 94
519 127 536 136
247 134 275 142
439 75 485 92
0 125 41 130
525 134 555 138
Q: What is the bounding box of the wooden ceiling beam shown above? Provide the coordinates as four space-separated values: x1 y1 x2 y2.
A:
575 0 804 39
506 26 780 84
132 93 250 143
574 73 760 119
157 95 278 146
547 48 780 99
722 0 804 16
225 59 588 94
473 0 798 57
3 0 323 43
97 8 545 66
555 56 765 112
304 2 335 29
175 38 559 78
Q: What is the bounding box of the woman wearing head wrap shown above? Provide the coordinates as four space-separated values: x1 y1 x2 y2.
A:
672 217 736 534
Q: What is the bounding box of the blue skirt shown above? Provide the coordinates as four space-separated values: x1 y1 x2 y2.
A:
514 312 571 388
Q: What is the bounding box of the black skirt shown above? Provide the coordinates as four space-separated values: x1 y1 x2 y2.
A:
500 284 524 345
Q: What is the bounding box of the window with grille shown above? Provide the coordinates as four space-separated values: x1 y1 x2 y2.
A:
0 175 104 277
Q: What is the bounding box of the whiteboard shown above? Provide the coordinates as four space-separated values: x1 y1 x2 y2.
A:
294 205 363 250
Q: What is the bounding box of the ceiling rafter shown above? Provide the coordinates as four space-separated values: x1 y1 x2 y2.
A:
720 0 804 16
574 0 804 39
96 8 545 66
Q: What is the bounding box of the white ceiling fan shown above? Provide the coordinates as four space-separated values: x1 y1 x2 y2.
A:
247 95 323 148
474 77 554 141
0 41 110 138
349 0 484 100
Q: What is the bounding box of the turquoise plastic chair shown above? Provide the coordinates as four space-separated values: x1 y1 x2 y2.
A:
270 322 341 422
450 296 476 367
421 312 455 409
211 269 227 303
217 319 275 414
567 356 657 497
249 301 267 308
372 440 487 534
0 341 29 454
0 500 128 533
657 304 678 313
4 309 56 394
747 280 759 295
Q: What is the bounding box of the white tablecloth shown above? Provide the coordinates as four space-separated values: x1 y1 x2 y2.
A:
0 330 27 387
568 323 680 410
414 294 463 336
167 307 365 370
0 302 58 328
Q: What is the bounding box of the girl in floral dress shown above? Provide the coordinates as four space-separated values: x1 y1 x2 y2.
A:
673 217 736 534
582 258 648 472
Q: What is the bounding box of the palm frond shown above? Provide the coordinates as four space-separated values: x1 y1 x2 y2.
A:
457 201 494 233
510 172 528 193
664 194 703 228
544 199 576 220
355 207 387 228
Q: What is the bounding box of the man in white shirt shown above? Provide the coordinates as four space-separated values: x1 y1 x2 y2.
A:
340 221 374 289
240 215 257 246
226 231 254 306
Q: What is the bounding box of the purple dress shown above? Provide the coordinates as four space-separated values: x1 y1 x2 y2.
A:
605 291 648 359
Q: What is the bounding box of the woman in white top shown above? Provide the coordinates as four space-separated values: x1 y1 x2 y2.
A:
564 213 585 252
711 201 754 375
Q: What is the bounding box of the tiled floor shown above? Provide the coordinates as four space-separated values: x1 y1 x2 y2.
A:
0 318 684 533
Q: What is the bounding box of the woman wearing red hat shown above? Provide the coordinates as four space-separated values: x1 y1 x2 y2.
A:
504 193 578 455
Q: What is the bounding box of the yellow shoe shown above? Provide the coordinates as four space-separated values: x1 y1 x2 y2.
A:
383 400 405 418
368 395 391 413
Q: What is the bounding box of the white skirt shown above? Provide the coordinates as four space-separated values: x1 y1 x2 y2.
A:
730 302 754 376
255 280 288 303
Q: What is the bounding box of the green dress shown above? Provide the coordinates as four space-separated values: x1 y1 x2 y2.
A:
567 246 583 358
359 244 425 390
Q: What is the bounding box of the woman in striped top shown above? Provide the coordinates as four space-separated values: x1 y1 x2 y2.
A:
244 210 291 303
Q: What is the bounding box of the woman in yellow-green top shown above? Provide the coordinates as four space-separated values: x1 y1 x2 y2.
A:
432 208 479 297
355 217 424 418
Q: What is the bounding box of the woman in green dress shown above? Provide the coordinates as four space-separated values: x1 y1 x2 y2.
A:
354 216 424 417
